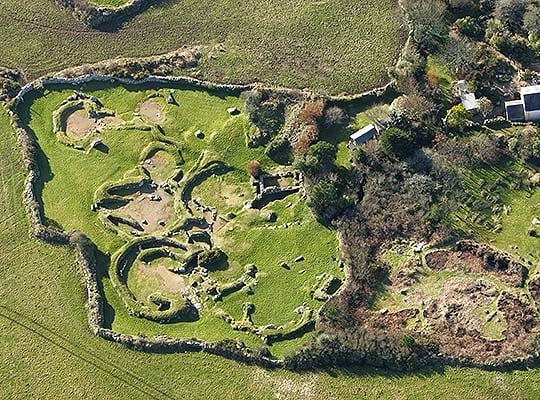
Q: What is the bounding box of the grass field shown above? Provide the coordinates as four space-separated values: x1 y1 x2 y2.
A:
0 0 406 94
450 159 540 265
6 100 540 397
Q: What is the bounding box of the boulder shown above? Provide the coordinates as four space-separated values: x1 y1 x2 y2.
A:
90 139 102 149
227 107 240 115
194 130 204 139
267 212 277 222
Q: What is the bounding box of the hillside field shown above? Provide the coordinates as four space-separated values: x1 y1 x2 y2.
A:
0 0 406 94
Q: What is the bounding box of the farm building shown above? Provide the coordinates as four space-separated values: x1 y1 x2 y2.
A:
350 124 378 145
505 85 540 122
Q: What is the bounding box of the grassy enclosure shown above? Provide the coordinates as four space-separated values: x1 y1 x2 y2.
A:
0 0 406 94
20 81 343 355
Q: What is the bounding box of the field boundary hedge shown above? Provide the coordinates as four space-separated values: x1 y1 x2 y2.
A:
54 0 157 28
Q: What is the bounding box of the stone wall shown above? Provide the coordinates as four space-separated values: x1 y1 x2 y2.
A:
54 0 156 28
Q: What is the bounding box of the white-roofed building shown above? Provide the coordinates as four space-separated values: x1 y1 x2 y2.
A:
350 124 378 145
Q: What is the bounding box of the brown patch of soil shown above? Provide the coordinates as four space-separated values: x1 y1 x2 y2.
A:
117 186 175 233
425 241 527 287
428 291 539 363
66 109 98 138
137 261 186 294
139 100 163 123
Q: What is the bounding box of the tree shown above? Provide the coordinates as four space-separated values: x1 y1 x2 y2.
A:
476 97 494 119
247 160 260 178
469 135 503 165
308 141 337 167
299 99 325 125
446 104 471 133
494 0 526 27
379 128 415 159
524 5 540 36
402 0 448 49
296 141 337 175
392 94 435 121
455 16 483 38
438 33 480 75
307 181 346 220
323 106 348 128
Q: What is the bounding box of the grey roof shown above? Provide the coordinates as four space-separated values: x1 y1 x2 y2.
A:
505 100 525 121
523 93 540 112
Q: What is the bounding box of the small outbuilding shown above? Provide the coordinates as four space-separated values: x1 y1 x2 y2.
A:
456 80 478 112
522 85 540 120
460 93 478 112
350 124 378 145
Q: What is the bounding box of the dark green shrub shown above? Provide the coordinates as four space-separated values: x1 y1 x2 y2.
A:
379 128 415 159
265 136 292 164
455 16 483 37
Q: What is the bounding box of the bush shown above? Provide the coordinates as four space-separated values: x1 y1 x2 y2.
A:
455 16 483 38
524 5 540 36
307 181 347 221
323 106 348 128
266 136 293 164
402 0 448 50
425 70 440 88
308 141 337 166
241 90 285 145
299 99 325 125
247 160 260 178
296 141 337 175
379 128 415 159
494 0 526 27
446 104 472 133
293 125 319 155
438 33 480 75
